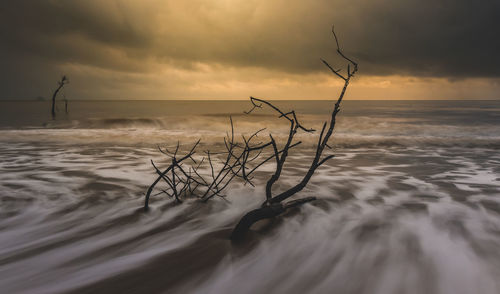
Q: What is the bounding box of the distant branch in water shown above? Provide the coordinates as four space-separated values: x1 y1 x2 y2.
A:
51 75 69 119
64 98 68 114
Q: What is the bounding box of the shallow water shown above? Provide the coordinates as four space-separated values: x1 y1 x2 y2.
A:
0 100 500 293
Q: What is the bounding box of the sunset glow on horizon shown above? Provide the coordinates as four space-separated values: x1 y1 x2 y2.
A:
1 0 499 100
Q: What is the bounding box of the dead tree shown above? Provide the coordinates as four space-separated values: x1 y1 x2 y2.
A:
51 75 69 119
144 118 285 210
230 26 358 241
144 113 307 210
144 26 357 242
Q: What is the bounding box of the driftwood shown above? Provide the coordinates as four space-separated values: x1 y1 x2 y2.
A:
144 25 357 241
230 26 358 241
51 75 69 119
144 118 297 210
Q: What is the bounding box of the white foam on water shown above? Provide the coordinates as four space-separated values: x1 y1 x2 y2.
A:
0 109 499 293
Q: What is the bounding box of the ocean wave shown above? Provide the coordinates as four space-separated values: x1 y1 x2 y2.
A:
333 135 500 148
1 111 500 149
38 117 168 129
87 118 166 128
1 128 500 149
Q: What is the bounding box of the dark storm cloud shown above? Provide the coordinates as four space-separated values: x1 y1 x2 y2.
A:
0 0 153 70
0 0 499 99
347 0 500 77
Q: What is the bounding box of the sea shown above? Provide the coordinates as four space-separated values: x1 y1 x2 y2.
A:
0 99 500 294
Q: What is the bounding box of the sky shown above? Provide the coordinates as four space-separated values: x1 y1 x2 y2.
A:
0 0 499 100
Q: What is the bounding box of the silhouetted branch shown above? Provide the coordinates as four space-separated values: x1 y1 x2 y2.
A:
230 25 358 241
144 118 273 210
144 25 358 243
64 98 68 114
51 75 69 119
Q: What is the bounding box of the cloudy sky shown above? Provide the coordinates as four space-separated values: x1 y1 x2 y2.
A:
1 0 499 100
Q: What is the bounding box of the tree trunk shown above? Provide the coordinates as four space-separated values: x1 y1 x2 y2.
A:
51 84 63 119
230 203 285 241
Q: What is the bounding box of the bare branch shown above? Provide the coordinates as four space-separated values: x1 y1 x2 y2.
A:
144 25 358 243
231 24 358 240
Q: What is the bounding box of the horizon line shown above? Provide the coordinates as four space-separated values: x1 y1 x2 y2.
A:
1 98 500 102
